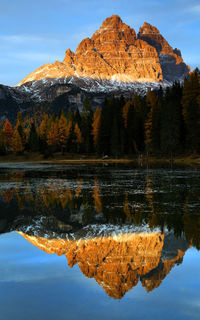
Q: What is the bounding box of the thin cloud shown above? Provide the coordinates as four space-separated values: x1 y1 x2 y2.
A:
190 5 200 13
14 52 60 62
0 34 67 44
0 34 45 44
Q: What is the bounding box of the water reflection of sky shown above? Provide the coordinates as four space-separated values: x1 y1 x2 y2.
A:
0 232 199 320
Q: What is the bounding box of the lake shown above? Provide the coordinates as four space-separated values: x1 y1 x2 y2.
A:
0 163 199 320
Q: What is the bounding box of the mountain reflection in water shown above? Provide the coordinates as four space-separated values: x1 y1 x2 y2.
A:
18 231 189 299
0 164 200 302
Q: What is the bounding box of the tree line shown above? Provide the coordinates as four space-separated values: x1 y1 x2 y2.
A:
0 69 200 157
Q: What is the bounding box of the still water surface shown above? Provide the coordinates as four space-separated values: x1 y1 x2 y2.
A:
0 163 199 320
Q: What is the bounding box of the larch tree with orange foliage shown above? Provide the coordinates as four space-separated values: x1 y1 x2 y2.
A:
39 114 49 142
74 123 82 152
12 127 24 154
3 119 13 151
47 122 59 150
58 114 69 153
15 112 25 146
92 107 101 151
64 120 72 152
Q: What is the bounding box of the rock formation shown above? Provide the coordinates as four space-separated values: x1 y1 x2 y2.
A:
17 15 189 91
138 22 189 82
18 231 189 299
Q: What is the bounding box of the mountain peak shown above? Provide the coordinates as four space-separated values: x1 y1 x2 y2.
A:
139 22 160 35
101 14 123 27
92 14 136 40
17 15 190 89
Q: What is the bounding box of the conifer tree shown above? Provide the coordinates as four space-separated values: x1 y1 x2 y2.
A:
74 123 82 152
111 115 120 156
15 111 26 149
28 123 39 152
122 101 131 129
92 107 101 151
125 94 144 154
3 119 13 151
74 109 81 127
39 114 49 141
182 70 200 152
98 98 114 155
12 128 24 154
161 82 183 155
132 93 144 152
122 100 133 154
65 120 72 151
66 108 73 122
47 122 59 151
58 114 68 153
145 90 160 154
16 112 24 136
81 97 93 153
0 131 6 155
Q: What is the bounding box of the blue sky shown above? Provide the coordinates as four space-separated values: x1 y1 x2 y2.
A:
0 0 200 86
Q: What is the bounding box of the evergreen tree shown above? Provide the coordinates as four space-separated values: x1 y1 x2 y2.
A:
66 108 73 122
12 128 24 154
122 101 131 129
145 90 160 154
16 112 25 143
3 119 13 151
129 93 145 153
65 120 72 151
81 97 93 153
161 83 183 155
110 115 120 156
133 94 144 151
0 131 6 155
39 114 49 141
92 107 101 151
123 100 134 154
182 70 200 152
28 123 39 152
47 122 59 151
98 98 113 155
73 123 82 152
58 114 68 154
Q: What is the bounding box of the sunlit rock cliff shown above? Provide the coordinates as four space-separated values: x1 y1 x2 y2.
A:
16 15 189 101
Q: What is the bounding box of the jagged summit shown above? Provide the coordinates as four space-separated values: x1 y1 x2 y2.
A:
16 15 189 98
100 14 124 27
139 22 160 35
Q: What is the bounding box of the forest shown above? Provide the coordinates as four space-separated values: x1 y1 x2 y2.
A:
0 69 199 158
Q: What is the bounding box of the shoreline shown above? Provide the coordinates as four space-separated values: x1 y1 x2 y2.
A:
0 153 200 167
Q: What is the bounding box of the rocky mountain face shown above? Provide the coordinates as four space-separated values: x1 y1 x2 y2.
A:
15 15 189 101
19 231 189 299
137 22 189 82
0 82 108 120
0 84 30 121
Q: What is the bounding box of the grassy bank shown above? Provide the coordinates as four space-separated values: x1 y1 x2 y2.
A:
0 153 200 167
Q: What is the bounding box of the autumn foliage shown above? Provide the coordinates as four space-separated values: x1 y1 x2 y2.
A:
0 69 200 157
3 120 13 150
